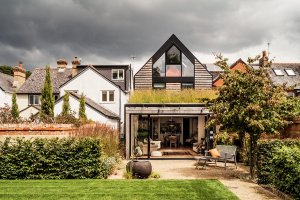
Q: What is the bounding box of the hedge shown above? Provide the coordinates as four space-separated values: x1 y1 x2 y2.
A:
0 137 111 179
271 146 300 199
257 139 300 199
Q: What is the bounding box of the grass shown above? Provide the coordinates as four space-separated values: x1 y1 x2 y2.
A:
0 179 239 200
129 89 217 103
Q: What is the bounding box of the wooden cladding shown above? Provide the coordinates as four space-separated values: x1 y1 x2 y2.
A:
194 59 212 89
134 59 153 90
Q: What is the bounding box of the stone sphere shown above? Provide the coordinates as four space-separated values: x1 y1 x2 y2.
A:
126 160 152 179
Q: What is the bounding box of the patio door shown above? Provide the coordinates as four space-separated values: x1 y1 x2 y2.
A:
183 118 190 146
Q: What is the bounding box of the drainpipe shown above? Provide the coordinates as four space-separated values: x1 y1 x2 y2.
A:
147 114 151 159
118 86 122 139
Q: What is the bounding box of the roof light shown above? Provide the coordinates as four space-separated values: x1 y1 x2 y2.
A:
274 69 284 76
285 69 296 76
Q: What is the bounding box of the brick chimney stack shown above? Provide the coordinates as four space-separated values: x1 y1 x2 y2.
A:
71 56 81 77
13 61 26 88
57 59 68 69
259 50 268 67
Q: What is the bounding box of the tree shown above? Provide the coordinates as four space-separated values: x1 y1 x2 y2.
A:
79 93 87 120
11 93 19 120
40 66 54 119
209 54 295 179
62 92 70 116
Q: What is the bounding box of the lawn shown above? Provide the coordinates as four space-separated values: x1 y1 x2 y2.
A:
0 179 238 200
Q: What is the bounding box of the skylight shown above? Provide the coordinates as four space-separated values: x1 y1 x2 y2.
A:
274 69 284 76
285 69 296 76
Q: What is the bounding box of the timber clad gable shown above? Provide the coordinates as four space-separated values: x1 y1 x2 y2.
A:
195 59 212 89
134 59 153 90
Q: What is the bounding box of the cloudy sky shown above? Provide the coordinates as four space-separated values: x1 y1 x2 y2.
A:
0 0 300 72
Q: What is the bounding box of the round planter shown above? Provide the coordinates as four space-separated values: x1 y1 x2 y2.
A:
126 160 152 179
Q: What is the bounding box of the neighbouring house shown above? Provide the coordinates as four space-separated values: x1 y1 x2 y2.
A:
0 62 26 107
17 59 72 118
54 63 131 132
125 34 215 159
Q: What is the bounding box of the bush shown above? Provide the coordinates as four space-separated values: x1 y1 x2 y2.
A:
257 139 300 184
0 137 111 179
271 146 300 199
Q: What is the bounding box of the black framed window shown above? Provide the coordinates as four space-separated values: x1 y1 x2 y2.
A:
181 83 194 89
182 54 194 77
166 65 181 77
153 54 165 77
166 46 181 64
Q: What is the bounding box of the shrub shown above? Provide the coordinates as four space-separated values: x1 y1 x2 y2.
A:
0 137 111 179
271 146 300 199
257 139 300 184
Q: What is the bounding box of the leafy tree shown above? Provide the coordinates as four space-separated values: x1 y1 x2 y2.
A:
11 93 19 120
62 92 70 116
0 65 13 75
209 54 296 179
79 93 87 120
40 66 54 119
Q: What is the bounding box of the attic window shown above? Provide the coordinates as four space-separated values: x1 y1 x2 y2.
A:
274 69 284 76
285 69 296 76
112 69 124 80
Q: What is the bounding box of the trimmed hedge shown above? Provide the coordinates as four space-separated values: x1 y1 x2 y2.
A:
0 137 110 179
257 139 300 199
271 146 300 199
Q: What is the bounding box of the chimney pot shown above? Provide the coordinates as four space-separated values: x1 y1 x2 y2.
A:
57 59 68 69
71 56 80 77
13 62 26 88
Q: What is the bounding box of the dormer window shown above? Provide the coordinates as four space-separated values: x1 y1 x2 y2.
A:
274 69 284 76
112 69 124 80
285 69 296 76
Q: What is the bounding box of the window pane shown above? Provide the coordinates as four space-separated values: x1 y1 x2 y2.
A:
109 91 114 102
29 95 34 105
285 69 295 76
182 83 194 89
182 54 194 77
102 91 107 101
153 83 165 89
274 69 283 76
112 70 118 79
153 54 165 77
118 70 124 79
34 95 39 105
166 65 181 77
166 46 180 64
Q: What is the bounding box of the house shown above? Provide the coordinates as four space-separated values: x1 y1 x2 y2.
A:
125 34 215 159
54 63 131 131
0 62 26 107
17 59 72 118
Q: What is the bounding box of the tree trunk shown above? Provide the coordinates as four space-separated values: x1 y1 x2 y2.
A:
249 133 258 180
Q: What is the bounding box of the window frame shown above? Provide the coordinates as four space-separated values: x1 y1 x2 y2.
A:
112 69 124 80
273 69 284 76
101 90 115 102
181 83 194 89
285 69 296 76
28 94 40 105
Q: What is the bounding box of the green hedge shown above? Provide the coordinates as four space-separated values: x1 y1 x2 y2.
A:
0 137 110 179
257 139 300 199
271 146 300 199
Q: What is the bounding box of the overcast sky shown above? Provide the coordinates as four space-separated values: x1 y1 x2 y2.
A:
0 0 300 72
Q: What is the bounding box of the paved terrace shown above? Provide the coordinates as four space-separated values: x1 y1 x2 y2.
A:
109 160 281 200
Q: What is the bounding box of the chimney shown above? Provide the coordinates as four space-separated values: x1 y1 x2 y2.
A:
259 50 268 67
71 56 81 77
13 61 26 88
57 59 68 69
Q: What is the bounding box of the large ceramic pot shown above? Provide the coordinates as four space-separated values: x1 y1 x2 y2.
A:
126 160 152 179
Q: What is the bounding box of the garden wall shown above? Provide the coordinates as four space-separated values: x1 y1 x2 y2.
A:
284 117 300 138
0 124 76 141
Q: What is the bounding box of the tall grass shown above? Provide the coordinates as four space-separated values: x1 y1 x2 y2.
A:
129 89 217 103
71 123 120 158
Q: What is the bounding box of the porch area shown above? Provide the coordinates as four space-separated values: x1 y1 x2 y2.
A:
125 103 214 159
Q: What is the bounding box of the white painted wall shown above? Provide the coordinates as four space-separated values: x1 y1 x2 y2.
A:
17 94 30 111
59 68 128 124
54 95 118 129
20 106 39 119
0 90 12 107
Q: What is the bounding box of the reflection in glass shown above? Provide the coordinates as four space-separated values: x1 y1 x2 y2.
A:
166 46 181 64
153 54 165 77
153 83 166 89
182 83 194 89
166 65 181 77
182 54 194 77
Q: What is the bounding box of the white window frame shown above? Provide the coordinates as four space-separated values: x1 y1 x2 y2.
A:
112 69 124 80
101 90 115 102
274 69 284 76
285 69 296 76
28 94 40 105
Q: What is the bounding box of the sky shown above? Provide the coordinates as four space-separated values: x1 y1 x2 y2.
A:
0 0 300 73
